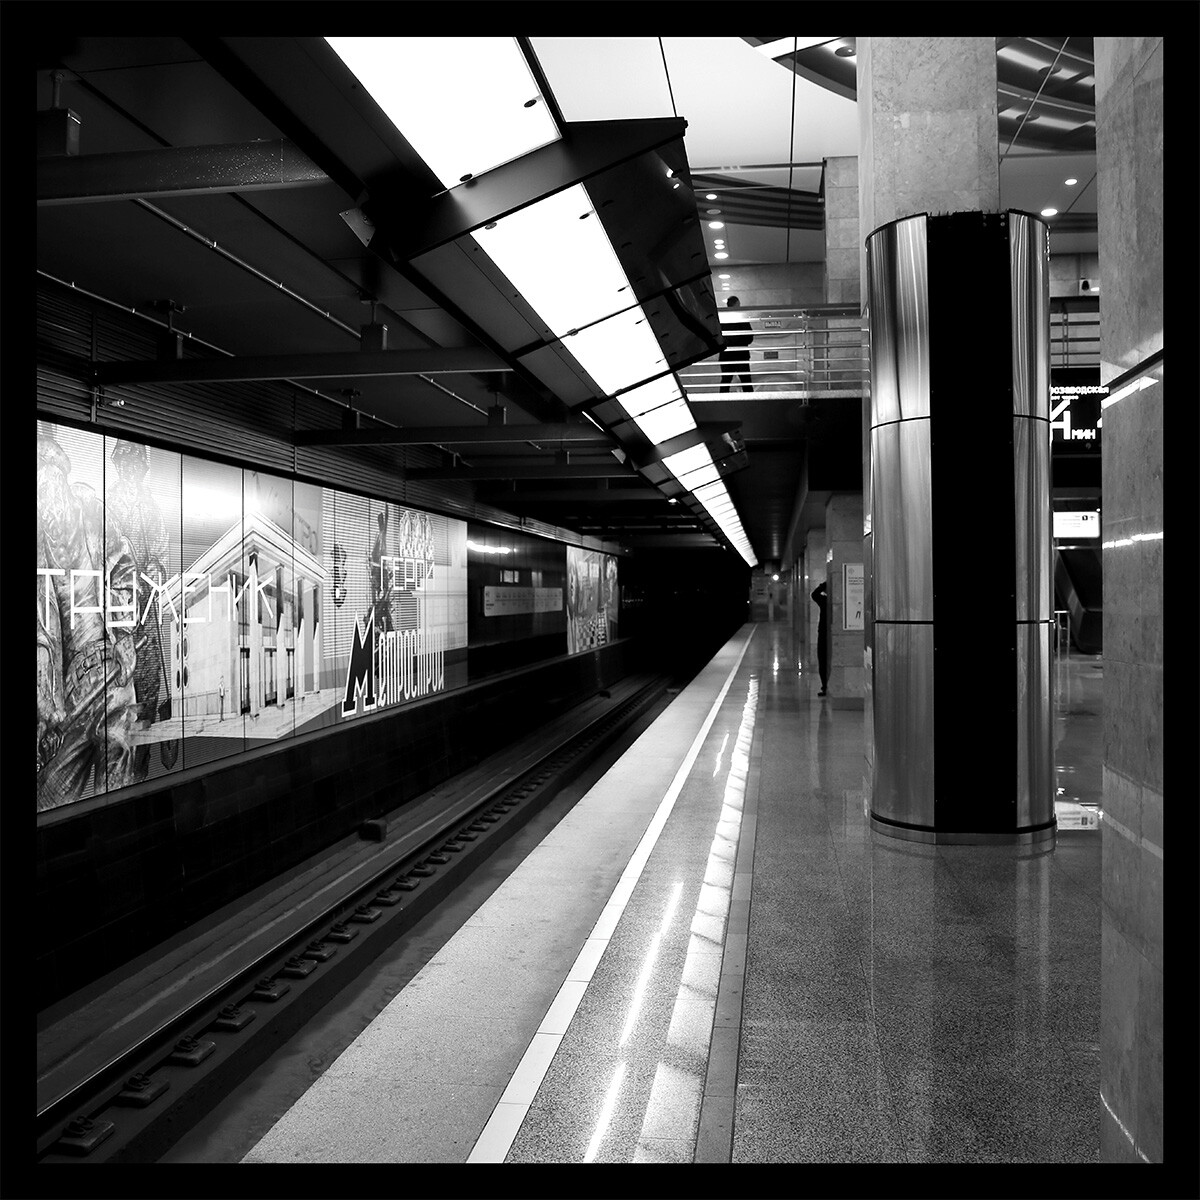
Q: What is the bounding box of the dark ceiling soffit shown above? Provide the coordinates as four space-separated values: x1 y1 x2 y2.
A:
295 422 613 448
37 139 327 205
378 118 689 260
476 486 663 504
94 347 508 387
188 37 439 200
406 462 632 481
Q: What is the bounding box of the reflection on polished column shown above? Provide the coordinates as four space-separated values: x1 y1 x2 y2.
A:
865 210 1055 844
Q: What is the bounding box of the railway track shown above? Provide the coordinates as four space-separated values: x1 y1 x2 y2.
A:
37 674 672 1163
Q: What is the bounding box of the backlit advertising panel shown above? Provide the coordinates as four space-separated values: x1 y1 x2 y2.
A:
36 420 467 814
566 545 619 653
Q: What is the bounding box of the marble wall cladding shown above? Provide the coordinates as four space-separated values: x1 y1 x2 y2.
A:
1096 39 1164 366
1100 914 1162 1163
1049 252 1102 297
826 493 865 698
857 37 1000 251
823 156 861 307
1093 35 1163 1167
710 262 825 309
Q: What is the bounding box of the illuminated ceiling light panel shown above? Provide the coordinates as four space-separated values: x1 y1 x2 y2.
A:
662 443 720 490
663 443 714 477
325 36 560 189
563 306 666 395
616 372 684 416
632 400 695 445
615 374 697 444
755 37 839 58
473 183 632 336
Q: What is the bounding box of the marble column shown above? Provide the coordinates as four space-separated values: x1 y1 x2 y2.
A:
858 39 1053 843
822 155 861 308
825 492 865 708
1094 36 1163 1166
857 37 1000 301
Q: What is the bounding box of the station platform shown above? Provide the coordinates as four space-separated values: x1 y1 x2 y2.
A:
234 621 1103 1166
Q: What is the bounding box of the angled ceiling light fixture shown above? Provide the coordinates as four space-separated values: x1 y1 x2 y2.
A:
326 36 756 565
324 36 560 186
614 373 696 445
663 445 756 565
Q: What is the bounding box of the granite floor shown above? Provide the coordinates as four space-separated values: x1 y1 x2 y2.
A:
241 621 1103 1165
501 621 1103 1164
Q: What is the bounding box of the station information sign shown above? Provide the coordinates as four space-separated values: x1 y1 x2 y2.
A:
1053 511 1100 539
1050 367 1106 454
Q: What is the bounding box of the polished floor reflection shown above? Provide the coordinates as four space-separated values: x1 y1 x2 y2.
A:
240 622 1102 1165
505 622 1102 1164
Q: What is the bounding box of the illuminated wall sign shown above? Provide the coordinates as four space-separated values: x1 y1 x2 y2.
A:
1050 368 1106 453
843 563 865 630
1053 511 1101 539
566 546 618 654
36 419 469 814
483 585 563 617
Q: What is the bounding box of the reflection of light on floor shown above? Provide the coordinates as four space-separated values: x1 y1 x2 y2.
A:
584 1060 627 1163
619 882 683 1047
712 732 729 778
632 675 758 1161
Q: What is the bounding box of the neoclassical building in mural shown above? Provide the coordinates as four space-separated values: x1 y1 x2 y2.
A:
163 510 328 723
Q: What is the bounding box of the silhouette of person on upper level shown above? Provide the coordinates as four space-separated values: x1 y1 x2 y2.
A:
718 296 754 393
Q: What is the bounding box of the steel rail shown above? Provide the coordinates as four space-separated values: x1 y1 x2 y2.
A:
37 675 669 1162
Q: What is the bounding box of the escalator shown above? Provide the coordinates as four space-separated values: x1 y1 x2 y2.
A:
1054 547 1103 654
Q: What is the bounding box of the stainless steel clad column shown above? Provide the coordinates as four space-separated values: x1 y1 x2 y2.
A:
866 215 935 829
864 210 1055 846
1009 212 1054 834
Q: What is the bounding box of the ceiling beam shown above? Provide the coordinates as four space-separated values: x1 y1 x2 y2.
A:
94 347 508 386
38 139 328 205
389 117 690 259
295 422 613 448
407 462 633 481
476 487 664 504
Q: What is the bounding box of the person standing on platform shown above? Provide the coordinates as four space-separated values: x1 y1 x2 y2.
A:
718 296 754 393
219 676 225 722
811 580 830 696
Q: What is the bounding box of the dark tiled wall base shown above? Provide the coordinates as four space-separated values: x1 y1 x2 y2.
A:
36 642 636 1010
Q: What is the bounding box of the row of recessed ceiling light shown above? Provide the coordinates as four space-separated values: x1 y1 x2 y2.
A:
703 191 730 261
1039 174 1081 218
324 36 758 567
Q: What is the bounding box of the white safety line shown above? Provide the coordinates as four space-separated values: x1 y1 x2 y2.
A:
467 626 757 1164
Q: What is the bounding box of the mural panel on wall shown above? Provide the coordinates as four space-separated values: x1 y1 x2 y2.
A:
566 546 619 654
36 420 467 814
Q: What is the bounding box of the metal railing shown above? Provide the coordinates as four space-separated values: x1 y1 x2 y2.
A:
680 299 1100 401
680 306 869 401
1051 308 1100 368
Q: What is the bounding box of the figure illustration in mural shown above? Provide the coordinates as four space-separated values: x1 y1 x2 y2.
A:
604 555 619 640
331 542 348 608
105 438 174 776
369 509 394 634
37 433 139 811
